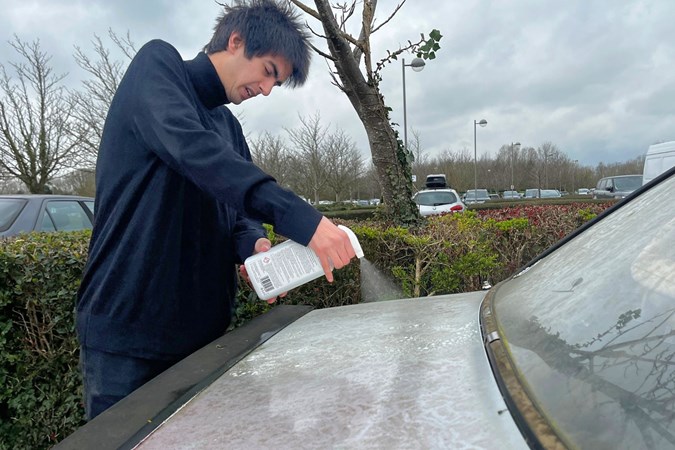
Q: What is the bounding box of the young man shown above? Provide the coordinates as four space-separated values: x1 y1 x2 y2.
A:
76 0 356 420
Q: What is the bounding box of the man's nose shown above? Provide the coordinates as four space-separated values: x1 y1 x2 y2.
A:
260 79 275 96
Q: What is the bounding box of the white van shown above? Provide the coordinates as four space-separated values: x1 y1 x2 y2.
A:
643 141 675 185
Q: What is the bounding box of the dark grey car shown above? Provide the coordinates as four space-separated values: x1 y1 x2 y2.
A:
0 195 95 238
593 174 642 199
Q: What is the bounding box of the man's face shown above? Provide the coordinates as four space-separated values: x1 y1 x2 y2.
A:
220 42 293 105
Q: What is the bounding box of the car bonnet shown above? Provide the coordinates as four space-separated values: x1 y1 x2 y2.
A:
136 293 526 449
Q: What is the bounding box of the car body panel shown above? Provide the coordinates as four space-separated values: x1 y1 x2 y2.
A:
136 293 527 449
643 141 675 185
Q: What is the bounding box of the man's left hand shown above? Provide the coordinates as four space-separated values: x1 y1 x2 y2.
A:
239 238 286 304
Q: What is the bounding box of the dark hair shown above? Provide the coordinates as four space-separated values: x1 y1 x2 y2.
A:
204 0 311 87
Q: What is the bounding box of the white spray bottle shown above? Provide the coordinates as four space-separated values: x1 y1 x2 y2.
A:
244 225 364 301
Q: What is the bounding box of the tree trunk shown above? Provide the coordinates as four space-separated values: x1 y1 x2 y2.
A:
311 0 420 225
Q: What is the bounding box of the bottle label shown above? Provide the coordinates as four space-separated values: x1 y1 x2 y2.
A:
249 243 322 294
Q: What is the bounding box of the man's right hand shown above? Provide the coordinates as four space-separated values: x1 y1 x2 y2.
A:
308 217 356 282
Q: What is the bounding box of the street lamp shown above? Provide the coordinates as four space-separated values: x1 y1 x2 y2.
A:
402 57 425 150
510 141 521 190
572 159 578 194
473 119 487 197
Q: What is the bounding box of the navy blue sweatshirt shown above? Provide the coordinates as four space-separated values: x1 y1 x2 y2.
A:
76 40 322 360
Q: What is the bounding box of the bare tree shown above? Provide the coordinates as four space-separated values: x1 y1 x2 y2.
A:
409 128 429 190
286 112 329 204
249 131 294 188
324 128 364 202
71 30 136 168
0 36 85 193
289 0 441 225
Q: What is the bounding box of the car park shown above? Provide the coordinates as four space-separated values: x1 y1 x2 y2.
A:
593 174 642 199
0 195 95 238
60 166 675 449
413 188 465 216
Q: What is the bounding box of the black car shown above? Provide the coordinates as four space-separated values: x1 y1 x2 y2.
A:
0 195 95 238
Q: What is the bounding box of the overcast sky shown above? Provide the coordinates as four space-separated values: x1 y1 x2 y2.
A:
1 0 673 167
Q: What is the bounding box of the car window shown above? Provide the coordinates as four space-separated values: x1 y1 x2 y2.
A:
40 212 56 232
615 176 642 191
41 200 93 232
84 200 95 215
492 173 675 448
414 191 458 206
0 199 27 232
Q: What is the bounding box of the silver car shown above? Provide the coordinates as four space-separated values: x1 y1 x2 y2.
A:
463 188 490 204
413 188 465 216
59 167 675 449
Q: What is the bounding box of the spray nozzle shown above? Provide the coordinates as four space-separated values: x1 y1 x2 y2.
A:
338 225 364 259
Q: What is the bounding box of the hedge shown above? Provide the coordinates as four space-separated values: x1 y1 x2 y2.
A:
0 201 612 448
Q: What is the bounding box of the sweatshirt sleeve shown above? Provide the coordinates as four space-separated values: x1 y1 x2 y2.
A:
232 215 267 263
123 41 322 245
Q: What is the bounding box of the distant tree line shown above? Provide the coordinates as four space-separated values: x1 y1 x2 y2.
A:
408 130 646 194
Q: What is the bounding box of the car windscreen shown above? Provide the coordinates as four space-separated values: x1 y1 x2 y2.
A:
0 199 27 232
414 191 457 206
491 172 675 448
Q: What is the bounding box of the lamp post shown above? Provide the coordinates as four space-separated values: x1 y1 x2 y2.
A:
572 159 578 194
473 119 487 197
510 141 521 191
402 57 425 151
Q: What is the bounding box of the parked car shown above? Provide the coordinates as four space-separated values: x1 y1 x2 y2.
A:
524 188 540 199
502 190 521 200
576 188 590 195
60 166 675 450
463 188 490 204
424 173 447 189
0 195 95 238
540 189 562 198
413 188 465 216
593 174 643 200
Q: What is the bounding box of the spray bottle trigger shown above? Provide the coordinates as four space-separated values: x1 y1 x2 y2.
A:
337 225 364 259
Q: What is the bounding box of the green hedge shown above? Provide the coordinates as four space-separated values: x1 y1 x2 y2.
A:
0 202 612 448
0 231 90 449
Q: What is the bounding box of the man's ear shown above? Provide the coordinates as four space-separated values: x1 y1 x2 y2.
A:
227 32 244 52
